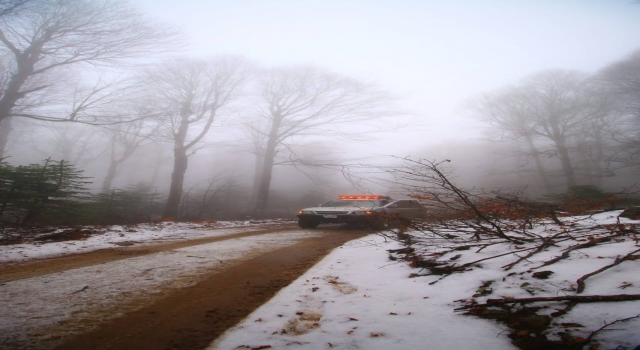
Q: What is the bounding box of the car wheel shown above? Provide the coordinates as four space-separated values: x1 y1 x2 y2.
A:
371 216 390 230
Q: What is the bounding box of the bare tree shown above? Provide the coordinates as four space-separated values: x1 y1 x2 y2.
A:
0 0 32 18
30 122 106 167
472 87 554 192
179 173 244 220
100 110 160 192
596 50 640 167
472 70 614 191
0 0 178 157
144 57 252 219
248 66 396 216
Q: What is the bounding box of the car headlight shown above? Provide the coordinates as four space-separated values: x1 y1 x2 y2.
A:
298 210 314 214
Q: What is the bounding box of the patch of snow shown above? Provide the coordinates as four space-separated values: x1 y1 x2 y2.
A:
0 220 293 265
209 210 640 349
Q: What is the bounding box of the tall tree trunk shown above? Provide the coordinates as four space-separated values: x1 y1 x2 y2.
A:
0 43 42 158
251 115 282 217
0 117 13 158
163 117 190 219
163 147 188 218
554 136 577 189
249 153 263 211
101 159 120 193
549 117 577 190
252 143 277 218
524 133 552 193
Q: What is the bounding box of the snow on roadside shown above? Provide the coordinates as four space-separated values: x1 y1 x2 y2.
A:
208 235 516 350
0 220 294 265
0 229 321 350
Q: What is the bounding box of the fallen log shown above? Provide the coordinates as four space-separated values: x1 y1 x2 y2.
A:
454 294 640 311
485 293 640 305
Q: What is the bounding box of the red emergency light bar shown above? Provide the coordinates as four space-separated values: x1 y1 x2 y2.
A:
338 195 386 200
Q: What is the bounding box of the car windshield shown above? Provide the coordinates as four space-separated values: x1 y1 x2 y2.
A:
322 200 380 207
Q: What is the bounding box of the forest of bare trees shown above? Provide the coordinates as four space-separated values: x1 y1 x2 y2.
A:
0 0 638 226
468 59 640 197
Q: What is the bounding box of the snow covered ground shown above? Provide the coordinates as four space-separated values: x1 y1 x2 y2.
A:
209 211 640 350
208 234 517 350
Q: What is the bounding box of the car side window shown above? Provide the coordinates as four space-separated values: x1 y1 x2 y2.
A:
394 201 410 208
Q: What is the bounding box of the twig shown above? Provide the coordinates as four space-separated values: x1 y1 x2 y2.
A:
578 313 640 348
71 286 89 294
502 230 572 271
576 248 640 293
535 238 608 269
426 246 538 285
462 246 536 269
550 301 578 317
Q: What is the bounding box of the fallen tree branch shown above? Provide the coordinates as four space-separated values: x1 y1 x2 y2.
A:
426 246 539 286
576 248 640 293
455 294 640 311
535 238 609 269
579 313 640 347
501 236 558 271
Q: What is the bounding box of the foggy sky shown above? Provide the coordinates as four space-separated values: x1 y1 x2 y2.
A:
132 0 640 155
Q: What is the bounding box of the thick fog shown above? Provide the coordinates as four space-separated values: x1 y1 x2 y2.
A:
1 0 639 221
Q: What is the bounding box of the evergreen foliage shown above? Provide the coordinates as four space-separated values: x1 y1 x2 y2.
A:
0 158 91 225
87 183 163 224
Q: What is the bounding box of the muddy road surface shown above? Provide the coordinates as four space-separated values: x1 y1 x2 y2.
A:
0 226 370 350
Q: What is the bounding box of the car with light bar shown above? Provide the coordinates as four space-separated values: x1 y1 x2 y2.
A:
296 195 427 229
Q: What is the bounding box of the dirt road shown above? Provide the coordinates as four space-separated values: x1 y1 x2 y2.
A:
1 226 369 350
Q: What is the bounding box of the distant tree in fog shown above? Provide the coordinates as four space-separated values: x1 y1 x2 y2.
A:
596 50 640 167
100 110 160 193
472 86 553 192
473 70 614 191
179 174 245 221
143 57 253 219
30 123 105 168
0 0 31 17
247 66 396 217
0 0 178 157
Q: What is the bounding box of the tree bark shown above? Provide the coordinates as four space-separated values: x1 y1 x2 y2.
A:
163 113 190 219
252 142 277 218
251 114 282 217
524 133 552 192
0 32 48 156
163 148 188 219
553 134 577 189
0 117 13 158
101 159 121 193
